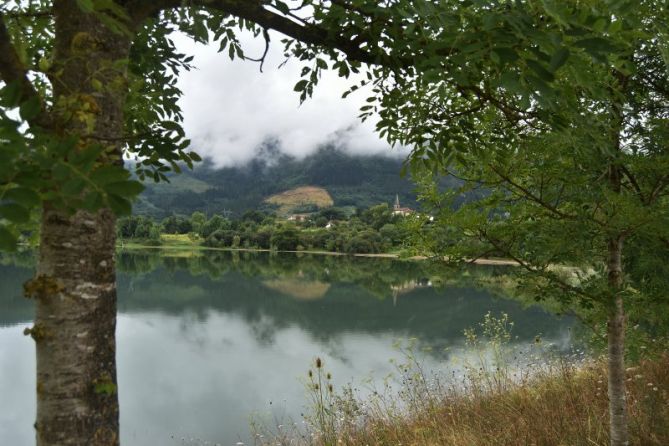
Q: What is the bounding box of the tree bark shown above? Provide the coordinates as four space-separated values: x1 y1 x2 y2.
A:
607 236 629 446
32 208 120 446
26 1 133 444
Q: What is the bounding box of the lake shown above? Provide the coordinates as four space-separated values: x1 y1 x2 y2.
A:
0 250 576 446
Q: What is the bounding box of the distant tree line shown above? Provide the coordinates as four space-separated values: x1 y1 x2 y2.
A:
117 204 415 254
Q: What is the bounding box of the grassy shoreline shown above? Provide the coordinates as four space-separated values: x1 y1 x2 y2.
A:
259 354 669 446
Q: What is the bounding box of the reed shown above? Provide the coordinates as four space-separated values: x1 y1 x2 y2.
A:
255 313 668 446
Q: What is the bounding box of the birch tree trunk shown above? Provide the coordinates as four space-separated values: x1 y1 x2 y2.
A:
607 235 629 446
25 1 132 444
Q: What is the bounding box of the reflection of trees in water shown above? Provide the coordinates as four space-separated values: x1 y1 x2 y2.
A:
116 250 513 302
0 260 35 326
111 250 573 347
1 250 574 350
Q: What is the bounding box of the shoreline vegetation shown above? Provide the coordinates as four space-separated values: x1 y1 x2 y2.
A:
117 236 520 266
256 324 669 446
115 204 441 259
266 355 669 446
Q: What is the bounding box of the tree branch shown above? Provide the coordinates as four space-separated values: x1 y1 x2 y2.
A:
489 165 585 222
0 12 51 128
2 11 52 20
244 27 271 72
132 0 383 65
480 229 600 302
619 164 646 204
648 173 669 205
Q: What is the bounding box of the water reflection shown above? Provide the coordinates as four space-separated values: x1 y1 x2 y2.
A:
0 250 575 446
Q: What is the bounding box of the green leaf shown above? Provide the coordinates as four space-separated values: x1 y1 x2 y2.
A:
526 59 555 82
0 226 17 251
94 0 130 20
75 0 94 13
96 12 132 37
574 37 617 55
52 163 71 181
90 165 130 185
81 191 102 211
107 194 132 215
498 71 523 94
0 203 30 223
460 41 485 54
273 1 290 14
38 57 51 72
91 79 104 92
19 96 42 121
294 80 308 92
492 48 519 64
62 178 87 196
1 81 22 107
4 187 40 207
548 47 570 72
104 180 144 197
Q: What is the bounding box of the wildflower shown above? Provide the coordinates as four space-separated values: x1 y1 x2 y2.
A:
316 357 322 369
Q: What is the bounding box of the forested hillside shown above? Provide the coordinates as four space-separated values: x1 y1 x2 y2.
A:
134 147 437 218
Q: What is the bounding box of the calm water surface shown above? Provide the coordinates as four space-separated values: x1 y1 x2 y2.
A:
0 250 576 446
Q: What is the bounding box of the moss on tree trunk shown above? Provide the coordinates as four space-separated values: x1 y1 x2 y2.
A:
27 1 133 444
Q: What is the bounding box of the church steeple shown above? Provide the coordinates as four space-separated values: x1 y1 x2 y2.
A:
394 194 400 210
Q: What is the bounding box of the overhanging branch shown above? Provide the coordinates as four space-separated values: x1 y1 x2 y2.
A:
0 12 51 128
133 0 384 66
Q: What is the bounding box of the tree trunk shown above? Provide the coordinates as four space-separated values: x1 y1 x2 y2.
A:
607 236 629 446
25 1 133 444
31 208 120 446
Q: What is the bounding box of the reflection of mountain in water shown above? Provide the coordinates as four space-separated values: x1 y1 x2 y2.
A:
0 250 576 351
263 278 331 300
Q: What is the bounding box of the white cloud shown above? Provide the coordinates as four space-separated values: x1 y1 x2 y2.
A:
175 31 407 167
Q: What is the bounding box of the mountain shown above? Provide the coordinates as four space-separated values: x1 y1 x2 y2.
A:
134 147 434 218
264 186 334 216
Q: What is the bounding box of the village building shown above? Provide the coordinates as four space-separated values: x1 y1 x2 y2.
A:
287 213 310 222
392 194 414 216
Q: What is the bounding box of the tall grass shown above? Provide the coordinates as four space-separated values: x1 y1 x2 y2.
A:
255 314 668 446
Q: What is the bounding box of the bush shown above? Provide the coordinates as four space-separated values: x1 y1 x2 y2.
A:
345 230 383 254
271 226 300 251
161 215 192 234
203 229 236 248
200 215 230 238
249 227 273 249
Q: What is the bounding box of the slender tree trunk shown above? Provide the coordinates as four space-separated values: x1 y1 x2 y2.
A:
25 1 132 444
606 78 629 444
607 235 629 446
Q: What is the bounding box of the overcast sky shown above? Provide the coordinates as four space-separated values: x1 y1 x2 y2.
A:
175 31 408 167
